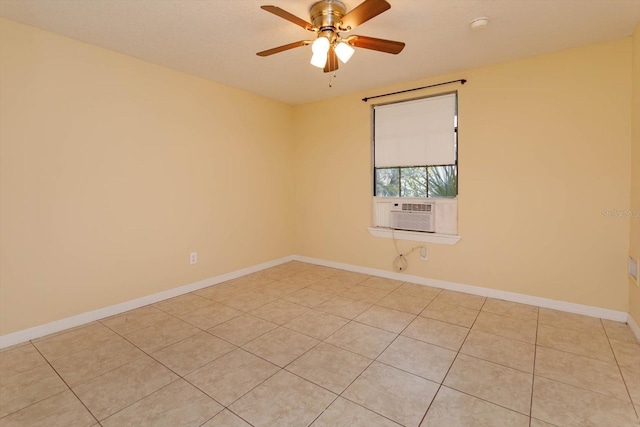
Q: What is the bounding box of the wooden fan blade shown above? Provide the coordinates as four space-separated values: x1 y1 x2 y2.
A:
261 5 314 31
347 35 405 54
324 47 339 73
257 40 310 57
340 0 390 30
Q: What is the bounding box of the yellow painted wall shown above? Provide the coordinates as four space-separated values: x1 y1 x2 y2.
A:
293 38 632 312
0 16 636 336
0 18 295 335
630 23 640 324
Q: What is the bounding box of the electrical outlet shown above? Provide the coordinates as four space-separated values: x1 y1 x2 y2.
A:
420 247 428 261
190 252 197 265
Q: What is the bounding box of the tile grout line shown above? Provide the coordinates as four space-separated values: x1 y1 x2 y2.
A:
32 322 171 411
0 388 71 424
248 272 373 425
461 307 635 418
416 294 487 426
601 318 640 420
85 323 214 423
99 378 193 425
211 272 378 426
316 292 544 424
529 305 540 427
29 342 101 426
96 308 259 423
326 298 420 426
187 378 259 427
103 310 204 374
327 396 403 426
532 371 637 405
434 386 537 421
178 350 266 423
292 279 429 426
175 270 329 425
533 341 618 364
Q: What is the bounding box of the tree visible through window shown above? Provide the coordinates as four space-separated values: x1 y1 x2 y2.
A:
375 165 457 197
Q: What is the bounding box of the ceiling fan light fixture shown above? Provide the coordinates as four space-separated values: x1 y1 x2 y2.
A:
334 41 354 63
257 0 405 73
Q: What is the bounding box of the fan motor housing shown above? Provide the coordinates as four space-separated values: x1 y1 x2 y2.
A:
310 0 346 30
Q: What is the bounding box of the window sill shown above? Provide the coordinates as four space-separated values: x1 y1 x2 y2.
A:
367 227 461 245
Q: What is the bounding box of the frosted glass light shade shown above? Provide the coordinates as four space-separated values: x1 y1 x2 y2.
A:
310 36 330 68
334 42 354 63
311 36 330 54
310 52 328 68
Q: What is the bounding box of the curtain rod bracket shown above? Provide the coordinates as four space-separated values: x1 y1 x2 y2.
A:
362 79 466 102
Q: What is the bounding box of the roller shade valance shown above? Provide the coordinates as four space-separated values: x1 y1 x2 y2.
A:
374 93 456 167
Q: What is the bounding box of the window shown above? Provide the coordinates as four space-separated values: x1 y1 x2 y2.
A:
373 93 458 198
369 92 460 242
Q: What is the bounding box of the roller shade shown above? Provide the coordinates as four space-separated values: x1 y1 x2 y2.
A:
374 93 456 167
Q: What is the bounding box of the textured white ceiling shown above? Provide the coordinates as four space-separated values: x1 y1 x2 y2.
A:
1 0 639 105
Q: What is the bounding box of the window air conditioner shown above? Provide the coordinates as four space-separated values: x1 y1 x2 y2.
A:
390 203 435 233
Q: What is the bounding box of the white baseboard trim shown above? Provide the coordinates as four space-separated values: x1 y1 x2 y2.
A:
628 314 640 342
293 255 629 323
0 255 294 349
1 254 633 349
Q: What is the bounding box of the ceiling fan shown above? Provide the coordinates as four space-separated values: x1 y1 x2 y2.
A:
257 0 405 73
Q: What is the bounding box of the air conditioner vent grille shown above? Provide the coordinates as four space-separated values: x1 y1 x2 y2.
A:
390 202 436 233
401 203 432 212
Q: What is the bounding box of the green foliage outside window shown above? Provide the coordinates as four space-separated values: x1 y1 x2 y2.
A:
375 165 457 198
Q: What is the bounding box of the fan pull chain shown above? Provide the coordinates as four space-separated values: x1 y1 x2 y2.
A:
328 72 337 88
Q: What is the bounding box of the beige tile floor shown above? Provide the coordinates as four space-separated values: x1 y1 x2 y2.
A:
1 261 640 426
